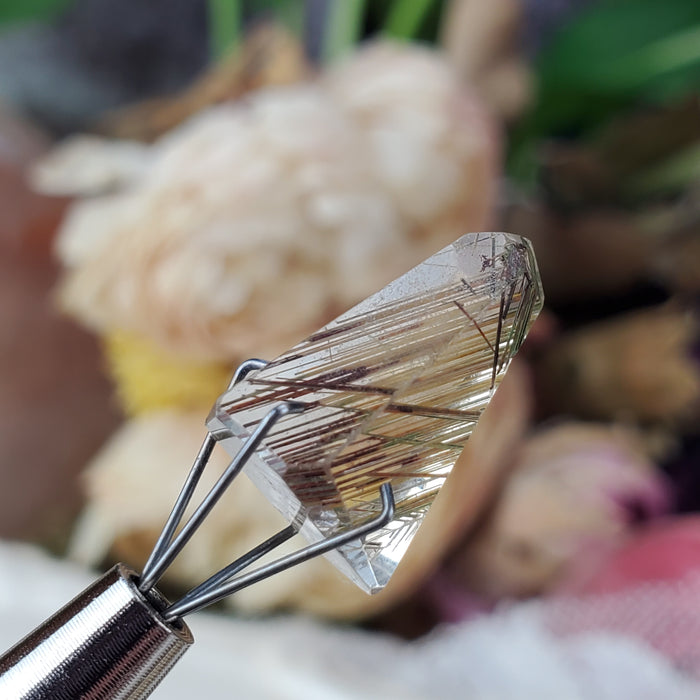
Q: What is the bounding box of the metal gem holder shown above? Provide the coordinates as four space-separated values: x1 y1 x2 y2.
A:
0 358 395 699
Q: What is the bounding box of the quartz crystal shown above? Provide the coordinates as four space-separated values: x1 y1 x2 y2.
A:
208 232 543 592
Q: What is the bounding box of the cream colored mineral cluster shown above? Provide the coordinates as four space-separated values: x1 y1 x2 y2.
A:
38 42 500 617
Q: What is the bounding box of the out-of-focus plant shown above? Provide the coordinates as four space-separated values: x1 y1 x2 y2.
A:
536 0 700 131
208 0 444 62
511 0 700 184
382 0 436 41
208 0 242 59
322 0 367 61
0 0 72 25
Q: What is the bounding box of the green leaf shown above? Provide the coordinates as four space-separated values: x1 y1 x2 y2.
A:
508 0 700 184
534 0 700 134
383 0 435 40
323 0 367 62
0 0 73 25
208 0 242 60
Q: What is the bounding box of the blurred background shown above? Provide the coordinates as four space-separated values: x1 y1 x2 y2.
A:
1 0 700 696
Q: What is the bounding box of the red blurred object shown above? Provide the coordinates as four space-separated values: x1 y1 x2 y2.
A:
561 516 700 595
549 517 700 678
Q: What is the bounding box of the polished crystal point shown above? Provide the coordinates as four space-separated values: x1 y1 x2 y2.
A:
208 232 543 592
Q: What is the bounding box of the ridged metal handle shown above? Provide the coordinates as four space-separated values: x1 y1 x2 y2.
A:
0 564 193 700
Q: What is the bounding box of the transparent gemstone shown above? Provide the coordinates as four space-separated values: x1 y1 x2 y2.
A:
207 232 543 592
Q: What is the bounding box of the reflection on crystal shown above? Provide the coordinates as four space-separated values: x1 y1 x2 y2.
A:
208 232 543 592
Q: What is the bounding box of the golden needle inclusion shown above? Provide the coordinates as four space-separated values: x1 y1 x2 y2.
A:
208 232 543 592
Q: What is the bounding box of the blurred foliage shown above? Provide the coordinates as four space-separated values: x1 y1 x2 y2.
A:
208 0 306 59
382 0 436 41
209 0 242 59
8 0 697 196
206 0 445 62
511 0 700 184
0 0 72 25
535 0 700 134
0 0 446 57
372 0 444 43
322 0 367 62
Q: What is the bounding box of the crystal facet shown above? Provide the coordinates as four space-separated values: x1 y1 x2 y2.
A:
208 232 543 592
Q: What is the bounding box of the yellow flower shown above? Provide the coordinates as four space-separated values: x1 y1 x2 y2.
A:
103 331 231 416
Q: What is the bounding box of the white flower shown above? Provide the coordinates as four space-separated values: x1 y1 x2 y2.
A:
42 42 497 363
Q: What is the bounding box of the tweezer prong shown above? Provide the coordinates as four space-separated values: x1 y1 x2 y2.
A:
139 400 304 593
163 483 395 620
140 355 395 613
140 359 268 591
139 432 217 590
227 357 268 390
165 525 296 613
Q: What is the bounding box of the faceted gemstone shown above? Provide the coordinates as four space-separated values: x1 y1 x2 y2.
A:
208 232 543 592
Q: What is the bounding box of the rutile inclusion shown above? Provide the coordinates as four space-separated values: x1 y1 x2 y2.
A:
208 232 543 592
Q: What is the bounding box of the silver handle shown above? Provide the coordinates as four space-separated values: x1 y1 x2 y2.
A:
0 564 193 699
